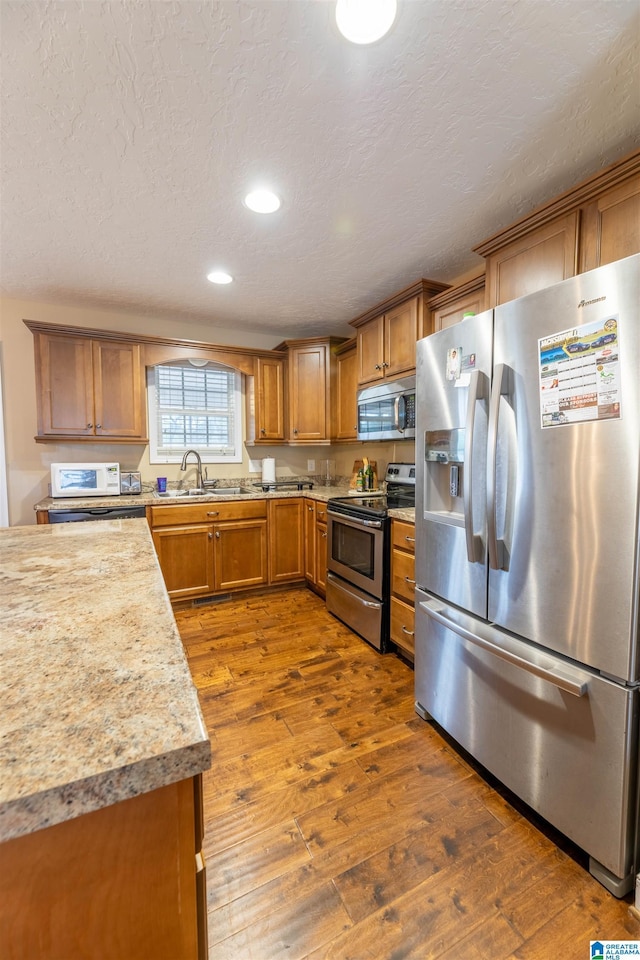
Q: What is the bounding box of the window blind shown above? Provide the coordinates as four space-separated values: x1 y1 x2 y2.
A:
153 363 239 458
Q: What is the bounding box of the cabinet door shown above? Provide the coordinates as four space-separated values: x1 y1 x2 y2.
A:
579 174 640 272
255 356 285 442
485 211 578 307
213 520 267 591
357 315 385 385
432 288 486 332
304 500 316 582
92 340 146 439
315 521 328 595
334 346 358 440
289 344 328 440
35 332 94 436
384 297 419 378
268 498 304 583
152 525 214 600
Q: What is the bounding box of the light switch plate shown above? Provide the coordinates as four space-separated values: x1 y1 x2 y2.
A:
307 459 315 471
248 459 261 473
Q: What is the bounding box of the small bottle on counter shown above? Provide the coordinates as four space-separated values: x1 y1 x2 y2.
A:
365 463 374 490
356 468 364 492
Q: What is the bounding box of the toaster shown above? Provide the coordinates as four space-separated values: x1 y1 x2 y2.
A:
120 471 142 495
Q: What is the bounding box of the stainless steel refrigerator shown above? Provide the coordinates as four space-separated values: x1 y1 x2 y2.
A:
414 254 640 896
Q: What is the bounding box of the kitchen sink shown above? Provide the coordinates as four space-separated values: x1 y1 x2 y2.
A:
209 487 255 496
154 487 254 498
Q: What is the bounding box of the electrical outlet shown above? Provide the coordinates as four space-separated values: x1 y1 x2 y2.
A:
307 459 316 472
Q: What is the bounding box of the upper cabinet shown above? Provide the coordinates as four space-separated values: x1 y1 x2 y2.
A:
350 279 448 387
253 354 286 443
429 275 486 332
277 336 347 443
26 324 147 442
334 339 358 441
475 149 640 307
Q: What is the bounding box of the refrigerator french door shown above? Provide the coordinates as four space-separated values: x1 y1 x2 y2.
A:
415 254 640 896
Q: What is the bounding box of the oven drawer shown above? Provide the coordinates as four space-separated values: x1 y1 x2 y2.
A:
326 572 385 652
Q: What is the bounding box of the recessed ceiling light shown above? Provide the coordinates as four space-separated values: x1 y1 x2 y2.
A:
207 270 233 284
244 189 281 214
335 0 397 44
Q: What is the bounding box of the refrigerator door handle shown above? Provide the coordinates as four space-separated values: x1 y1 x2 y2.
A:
487 362 509 570
420 598 589 697
463 369 488 563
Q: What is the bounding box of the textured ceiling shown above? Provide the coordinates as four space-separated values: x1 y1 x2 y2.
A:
1 0 639 338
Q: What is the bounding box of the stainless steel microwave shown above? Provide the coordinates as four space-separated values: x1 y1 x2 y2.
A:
356 375 416 442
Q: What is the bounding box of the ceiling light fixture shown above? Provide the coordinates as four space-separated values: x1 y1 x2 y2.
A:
335 0 397 44
244 189 281 214
207 270 233 284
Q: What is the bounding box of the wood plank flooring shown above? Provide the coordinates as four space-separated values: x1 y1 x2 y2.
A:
175 587 640 959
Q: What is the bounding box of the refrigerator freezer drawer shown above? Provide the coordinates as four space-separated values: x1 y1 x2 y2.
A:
415 591 639 889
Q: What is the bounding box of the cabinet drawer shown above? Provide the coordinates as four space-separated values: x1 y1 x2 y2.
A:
390 597 415 658
392 520 415 555
392 548 416 604
149 499 266 527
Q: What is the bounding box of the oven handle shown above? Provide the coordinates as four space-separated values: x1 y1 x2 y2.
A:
327 509 383 529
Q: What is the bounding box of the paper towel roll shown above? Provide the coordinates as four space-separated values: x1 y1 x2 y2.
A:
262 457 276 484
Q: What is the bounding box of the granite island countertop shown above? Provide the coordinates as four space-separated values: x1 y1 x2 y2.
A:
0 519 211 843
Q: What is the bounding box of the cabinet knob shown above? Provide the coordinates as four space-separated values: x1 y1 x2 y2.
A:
95 424 102 429
382 362 389 368
215 531 221 539
86 423 93 428
208 532 213 540
260 428 266 435
308 505 314 512
293 428 298 435
374 364 381 371
321 531 327 538
206 511 219 517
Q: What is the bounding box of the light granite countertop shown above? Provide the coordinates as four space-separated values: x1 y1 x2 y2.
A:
35 484 351 513
0 519 211 843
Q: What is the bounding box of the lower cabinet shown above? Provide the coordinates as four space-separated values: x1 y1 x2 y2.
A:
150 500 268 601
390 519 416 660
0 776 206 960
304 499 328 596
268 498 305 584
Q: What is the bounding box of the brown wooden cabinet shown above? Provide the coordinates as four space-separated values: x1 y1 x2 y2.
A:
350 279 448 387
429 274 486 332
475 150 640 307
483 211 579 308
268 498 305 584
26 325 147 442
0 776 206 960
150 500 267 601
304 499 327 596
253 354 286 443
334 339 358 441
390 519 416 661
277 337 347 443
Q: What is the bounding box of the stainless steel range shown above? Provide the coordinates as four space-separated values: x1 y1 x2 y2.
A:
326 463 415 652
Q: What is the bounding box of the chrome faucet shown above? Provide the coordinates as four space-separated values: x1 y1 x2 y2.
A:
180 449 204 490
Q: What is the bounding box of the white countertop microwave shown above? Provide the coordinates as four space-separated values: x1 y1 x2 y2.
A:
50 462 121 498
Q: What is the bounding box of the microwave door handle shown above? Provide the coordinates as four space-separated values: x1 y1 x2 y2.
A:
463 370 487 563
394 395 406 432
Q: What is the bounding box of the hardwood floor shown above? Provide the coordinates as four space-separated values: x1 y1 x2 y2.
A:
175 587 640 959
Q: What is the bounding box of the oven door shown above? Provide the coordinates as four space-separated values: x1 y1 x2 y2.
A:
327 510 386 599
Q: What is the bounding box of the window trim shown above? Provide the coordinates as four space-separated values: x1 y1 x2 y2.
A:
147 360 243 464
